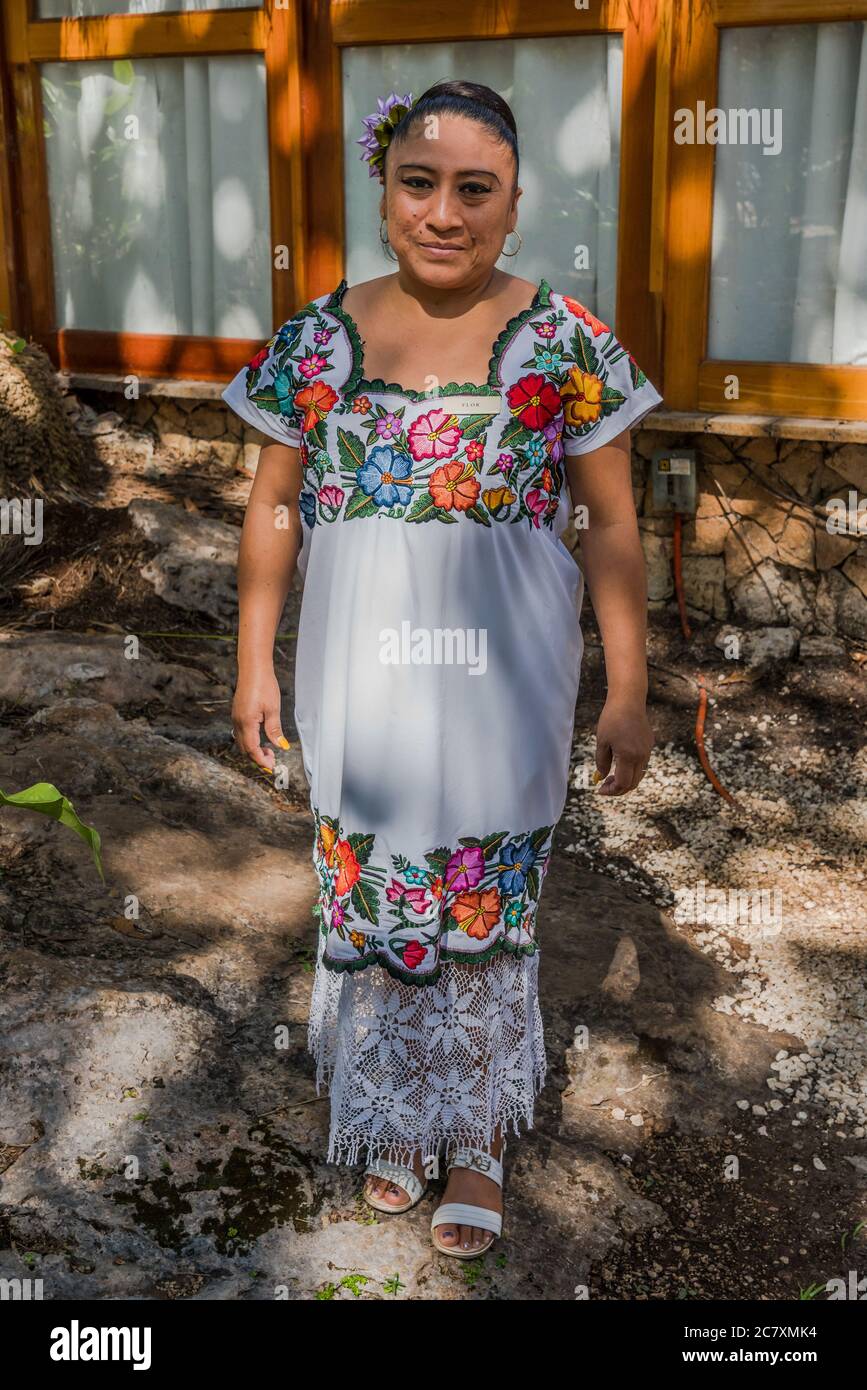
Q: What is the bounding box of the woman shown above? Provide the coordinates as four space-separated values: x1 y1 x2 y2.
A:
222 80 661 1259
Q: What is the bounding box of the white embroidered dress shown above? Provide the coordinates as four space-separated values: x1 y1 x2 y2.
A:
222 278 662 1168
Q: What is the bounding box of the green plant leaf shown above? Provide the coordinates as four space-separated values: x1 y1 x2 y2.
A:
0 782 103 881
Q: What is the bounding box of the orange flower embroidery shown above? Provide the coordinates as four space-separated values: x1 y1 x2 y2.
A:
450 887 501 940
333 839 361 896
319 822 336 867
428 460 481 512
562 296 610 338
294 379 338 432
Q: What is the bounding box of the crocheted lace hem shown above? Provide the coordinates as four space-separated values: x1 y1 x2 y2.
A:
307 935 547 1170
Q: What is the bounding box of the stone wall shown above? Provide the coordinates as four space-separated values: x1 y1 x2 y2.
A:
562 428 867 645
68 384 867 644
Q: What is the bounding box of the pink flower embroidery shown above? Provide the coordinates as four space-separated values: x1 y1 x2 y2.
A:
494 452 514 475
525 488 550 528
408 409 462 462
318 484 344 508
386 876 431 913
534 321 557 340
444 845 485 894
298 353 328 379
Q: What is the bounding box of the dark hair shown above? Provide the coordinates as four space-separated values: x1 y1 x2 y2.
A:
386 79 519 180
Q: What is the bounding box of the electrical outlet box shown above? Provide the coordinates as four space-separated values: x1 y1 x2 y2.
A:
651 449 697 514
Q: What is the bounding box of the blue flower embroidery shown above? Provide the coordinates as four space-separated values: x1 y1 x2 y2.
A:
525 437 547 467
299 491 317 528
498 837 537 894
271 369 297 417
357 444 414 508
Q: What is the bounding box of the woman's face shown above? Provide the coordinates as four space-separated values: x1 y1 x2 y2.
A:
380 113 521 289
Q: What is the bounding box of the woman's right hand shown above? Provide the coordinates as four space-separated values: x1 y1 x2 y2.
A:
232 665 289 775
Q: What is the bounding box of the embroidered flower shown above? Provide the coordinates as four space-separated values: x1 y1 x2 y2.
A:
333 839 361 896
506 372 562 430
498 837 537 894
562 296 610 337
482 486 516 514
298 491 317 528
560 367 604 427
504 898 524 928
534 320 557 340
247 345 270 372
298 352 328 379
375 411 402 439
385 877 429 913
444 844 485 894
318 484 344 509
349 929 366 949
294 379 339 432
408 409 462 461
494 452 514 475
450 887 501 940
352 395 372 414
313 326 335 345
401 939 428 970
535 347 564 373
428 460 480 512
525 436 547 467
319 822 336 866
543 411 565 465
357 444 414 507
332 901 346 930
525 487 550 528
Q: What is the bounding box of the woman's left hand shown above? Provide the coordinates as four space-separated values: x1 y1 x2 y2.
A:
594 696 655 795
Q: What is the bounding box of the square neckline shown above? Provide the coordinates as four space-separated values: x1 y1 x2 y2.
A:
327 276 552 402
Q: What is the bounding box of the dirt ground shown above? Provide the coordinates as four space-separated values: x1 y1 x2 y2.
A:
0 403 865 1300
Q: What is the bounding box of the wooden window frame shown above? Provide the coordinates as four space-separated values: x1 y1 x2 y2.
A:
0 0 663 385
666 0 867 421
0 0 304 378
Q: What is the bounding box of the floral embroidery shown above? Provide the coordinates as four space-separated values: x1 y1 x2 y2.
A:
311 805 554 985
237 277 657 530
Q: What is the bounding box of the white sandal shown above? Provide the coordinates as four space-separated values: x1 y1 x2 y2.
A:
362 1156 428 1214
430 1139 507 1258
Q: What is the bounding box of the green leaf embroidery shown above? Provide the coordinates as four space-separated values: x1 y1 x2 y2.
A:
351 880 380 925
569 327 600 377
336 426 366 474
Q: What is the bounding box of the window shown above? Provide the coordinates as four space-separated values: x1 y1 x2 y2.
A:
41 56 271 338
2 0 301 377
708 21 867 368
665 0 867 419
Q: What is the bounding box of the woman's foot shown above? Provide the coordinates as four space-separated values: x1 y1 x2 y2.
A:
434 1127 504 1253
363 1148 428 1208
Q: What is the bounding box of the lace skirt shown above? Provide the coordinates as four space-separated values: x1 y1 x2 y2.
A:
307 931 548 1169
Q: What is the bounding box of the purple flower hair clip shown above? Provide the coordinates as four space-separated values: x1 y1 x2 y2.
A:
357 91 415 181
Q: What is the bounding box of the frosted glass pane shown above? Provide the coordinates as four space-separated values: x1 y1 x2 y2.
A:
41 56 271 337
37 1 260 15
708 21 867 366
343 36 623 329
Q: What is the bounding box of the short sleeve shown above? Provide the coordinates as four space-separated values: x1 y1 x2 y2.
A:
554 293 663 456
221 303 323 449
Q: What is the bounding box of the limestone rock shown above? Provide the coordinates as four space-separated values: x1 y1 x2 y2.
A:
128 499 241 623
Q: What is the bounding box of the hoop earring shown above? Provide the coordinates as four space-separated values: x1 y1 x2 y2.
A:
380 217 398 263
502 229 523 258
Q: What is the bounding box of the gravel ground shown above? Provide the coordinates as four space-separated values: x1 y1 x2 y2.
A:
562 625 867 1140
